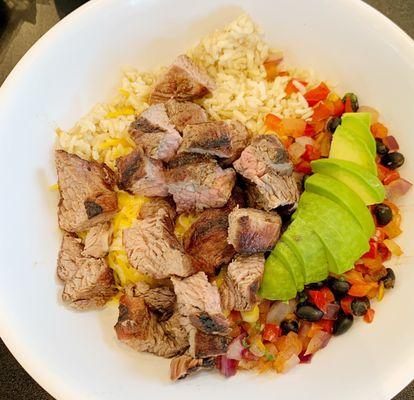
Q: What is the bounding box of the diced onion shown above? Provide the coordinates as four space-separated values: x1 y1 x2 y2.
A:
226 335 245 361
305 331 331 355
266 300 297 324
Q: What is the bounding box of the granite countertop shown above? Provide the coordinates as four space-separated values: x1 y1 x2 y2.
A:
0 1 413 399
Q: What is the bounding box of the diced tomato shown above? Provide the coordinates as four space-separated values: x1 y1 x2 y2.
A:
383 170 400 185
332 98 345 117
312 100 335 122
262 323 281 342
281 136 294 148
320 287 335 303
315 320 334 334
377 242 392 261
340 296 353 315
362 240 378 259
303 123 316 137
344 95 353 113
344 269 365 284
348 282 378 297
294 160 312 174
363 308 375 323
265 113 282 131
302 144 321 162
279 118 307 137
304 82 330 106
308 290 328 312
285 79 308 96
371 122 388 139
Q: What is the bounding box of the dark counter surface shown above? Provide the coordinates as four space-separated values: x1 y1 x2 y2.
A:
0 1 413 399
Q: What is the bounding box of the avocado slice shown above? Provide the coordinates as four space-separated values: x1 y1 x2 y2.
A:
311 158 385 205
272 241 305 291
305 173 375 238
329 125 377 174
293 192 370 274
282 218 329 284
341 113 376 157
259 254 297 301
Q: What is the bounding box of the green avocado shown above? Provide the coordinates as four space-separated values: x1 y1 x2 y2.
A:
311 158 385 205
272 241 305 291
341 113 376 157
329 125 377 174
282 218 329 284
305 173 375 238
293 192 370 274
259 254 297 301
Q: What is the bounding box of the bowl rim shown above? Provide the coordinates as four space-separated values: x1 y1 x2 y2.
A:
0 0 413 399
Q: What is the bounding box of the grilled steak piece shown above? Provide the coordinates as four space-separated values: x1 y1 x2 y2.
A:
182 208 235 275
165 99 208 133
170 355 215 381
179 120 249 163
123 208 194 279
57 233 116 310
115 290 188 358
172 272 230 358
55 150 118 232
166 153 236 213
138 197 176 223
228 207 282 253
150 55 216 104
220 253 265 312
82 222 112 258
130 103 182 162
116 147 168 197
126 282 176 322
233 135 299 211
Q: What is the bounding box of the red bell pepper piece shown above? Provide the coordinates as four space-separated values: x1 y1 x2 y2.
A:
340 296 353 315
303 123 316 137
308 290 328 313
294 160 312 174
302 144 321 161
265 113 282 131
262 323 281 342
344 95 353 113
304 82 330 106
362 240 378 259
363 308 375 323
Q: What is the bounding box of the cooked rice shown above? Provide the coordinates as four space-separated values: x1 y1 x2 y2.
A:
57 14 314 168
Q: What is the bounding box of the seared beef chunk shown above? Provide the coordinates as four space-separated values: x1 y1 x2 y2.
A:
170 355 215 381
126 282 176 322
114 288 188 358
55 150 118 232
233 135 299 211
123 208 194 279
225 185 246 210
166 153 236 213
138 197 177 223
172 272 230 358
228 207 281 253
82 222 112 258
220 253 265 312
150 55 216 104
182 208 235 275
179 120 249 163
189 312 230 335
116 147 168 197
57 233 116 310
165 99 208 133
130 103 182 162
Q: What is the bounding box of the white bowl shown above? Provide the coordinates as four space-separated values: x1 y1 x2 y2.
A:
1 0 414 399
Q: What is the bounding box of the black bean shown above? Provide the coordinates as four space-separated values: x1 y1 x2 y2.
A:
375 138 389 156
295 304 324 322
333 313 354 336
327 117 342 133
374 203 393 226
351 297 370 316
280 319 299 335
380 268 396 289
342 93 359 112
380 152 404 170
306 281 325 290
328 277 350 297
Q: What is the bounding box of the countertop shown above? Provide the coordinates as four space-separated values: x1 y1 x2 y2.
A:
0 1 413 399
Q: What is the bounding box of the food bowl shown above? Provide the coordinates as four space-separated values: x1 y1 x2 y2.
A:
0 0 413 399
